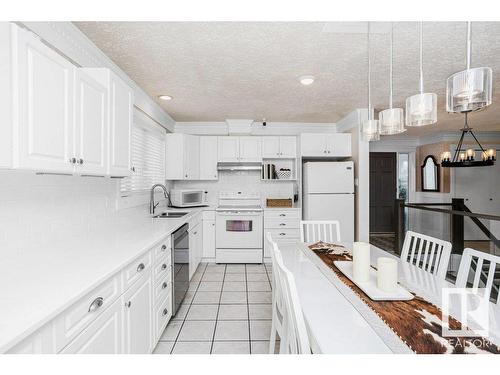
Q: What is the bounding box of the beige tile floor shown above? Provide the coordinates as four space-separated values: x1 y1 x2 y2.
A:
153 262 274 354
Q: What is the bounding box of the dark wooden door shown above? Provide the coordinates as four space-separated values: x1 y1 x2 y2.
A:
370 152 397 233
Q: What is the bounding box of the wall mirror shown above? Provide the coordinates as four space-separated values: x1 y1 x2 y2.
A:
421 155 440 192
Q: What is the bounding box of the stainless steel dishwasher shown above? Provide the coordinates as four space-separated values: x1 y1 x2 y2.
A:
172 224 189 315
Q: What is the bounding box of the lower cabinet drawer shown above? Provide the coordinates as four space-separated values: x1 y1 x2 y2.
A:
265 228 301 241
153 255 172 286
54 273 122 352
154 293 172 343
264 218 300 229
60 298 123 354
153 273 172 304
123 251 152 289
264 209 301 219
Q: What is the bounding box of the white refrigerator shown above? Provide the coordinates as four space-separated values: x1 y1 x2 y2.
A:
303 161 355 243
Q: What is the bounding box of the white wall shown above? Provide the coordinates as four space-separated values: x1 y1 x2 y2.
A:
0 171 119 253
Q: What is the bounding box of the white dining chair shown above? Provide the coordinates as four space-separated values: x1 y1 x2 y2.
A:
300 220 341 243
400 231 452 279
456 248 500 304
267 233 286 354
269 240 311 354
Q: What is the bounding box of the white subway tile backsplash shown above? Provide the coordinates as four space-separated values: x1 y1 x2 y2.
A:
0 171 119 252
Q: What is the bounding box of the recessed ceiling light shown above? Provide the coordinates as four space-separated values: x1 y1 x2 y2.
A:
158 95 173 101
299 75 315 86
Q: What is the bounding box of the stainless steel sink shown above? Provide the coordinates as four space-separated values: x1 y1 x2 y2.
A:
153 212 188 219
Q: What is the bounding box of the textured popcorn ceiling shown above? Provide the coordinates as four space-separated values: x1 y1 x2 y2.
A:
75 22 500 136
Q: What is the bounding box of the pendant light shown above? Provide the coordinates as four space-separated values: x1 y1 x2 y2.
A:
380 22 405 135
362 22 380 141
446 22 492 113
405 22 437 127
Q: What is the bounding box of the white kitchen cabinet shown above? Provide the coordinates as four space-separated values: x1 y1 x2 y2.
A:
264 209 301 259
239 136 262 162
189 222 202 279
218 136 261 162
199 136 218 180
83 68 133 177
74 68 108 175
300 133 351 157
218 136 240 162
202 211 216 259
262 136 296 158
165 133 200 180
122 273 154 354
7 322 56 354
60 298 123 354
14 25 75 173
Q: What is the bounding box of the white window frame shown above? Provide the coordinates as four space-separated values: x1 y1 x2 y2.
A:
116 109 167 210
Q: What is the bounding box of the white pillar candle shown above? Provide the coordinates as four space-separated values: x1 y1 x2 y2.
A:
377 257 398 293
352 242 371 282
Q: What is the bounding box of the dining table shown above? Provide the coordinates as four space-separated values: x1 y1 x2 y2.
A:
278 241 500 354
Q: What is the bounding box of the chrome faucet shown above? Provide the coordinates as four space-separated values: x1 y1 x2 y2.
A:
150 184 171 215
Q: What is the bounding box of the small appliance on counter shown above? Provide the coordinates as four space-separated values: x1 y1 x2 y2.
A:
169 189 208 208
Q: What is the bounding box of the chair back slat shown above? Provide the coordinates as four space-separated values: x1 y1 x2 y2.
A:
300 220 341 243
456 248 500 305
400 231 452 279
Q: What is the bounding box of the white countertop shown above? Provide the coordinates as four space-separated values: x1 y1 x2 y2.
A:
0 205 206 353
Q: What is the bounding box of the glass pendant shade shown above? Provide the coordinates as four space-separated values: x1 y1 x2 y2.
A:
362 119 380 141
446 67 492 113
380 108 405 135
405 92 437 126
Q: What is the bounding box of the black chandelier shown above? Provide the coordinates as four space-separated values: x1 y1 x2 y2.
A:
441 113 496 168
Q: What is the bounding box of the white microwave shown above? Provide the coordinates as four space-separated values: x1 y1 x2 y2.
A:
170 189 207 208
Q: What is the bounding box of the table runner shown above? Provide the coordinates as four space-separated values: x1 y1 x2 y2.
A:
305 241 500 354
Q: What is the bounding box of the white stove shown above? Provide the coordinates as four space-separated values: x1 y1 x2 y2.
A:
215 191 263 264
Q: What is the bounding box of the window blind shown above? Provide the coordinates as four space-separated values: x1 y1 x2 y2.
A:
121 120 166 196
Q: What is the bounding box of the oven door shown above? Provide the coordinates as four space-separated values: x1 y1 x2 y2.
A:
216 211 263 249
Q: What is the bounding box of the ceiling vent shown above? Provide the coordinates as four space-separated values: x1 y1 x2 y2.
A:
226 119 254 135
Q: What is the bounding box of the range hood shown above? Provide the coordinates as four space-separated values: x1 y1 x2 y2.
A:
217 162 262 171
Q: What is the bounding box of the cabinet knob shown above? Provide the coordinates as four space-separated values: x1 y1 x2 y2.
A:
162 282 168 289
161 244 167 251
162 308 169 316
78 158 84 165
131 166 136 172
88 297 104 312
125 301 131 308
69 157 76 164
137 263 145 272
161 263 167 270
185 174 188 178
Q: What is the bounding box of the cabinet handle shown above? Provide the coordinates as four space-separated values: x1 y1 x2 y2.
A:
185 174 188 178
88 297 104 312
193 231 197 235
279 214 286 217
69 157 76 164
131 166 136 172
162 308 169 316
137 263 145 272
78 158 84 165
161 244 167 251
328 150 331 154
279 223 286 226
279 233 286 236
161 263 167 270
162 282 168 289
125 301 131 308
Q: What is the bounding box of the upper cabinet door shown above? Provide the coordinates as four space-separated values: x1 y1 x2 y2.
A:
199 137 218 180
239 136 262 162
15 27 75 173
262 137 280 158
218 136 239 162
184 135 200 180
300 134 327 157
326 134 352 157
279 136 297 158
108 74 133 176
74 69 107 175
